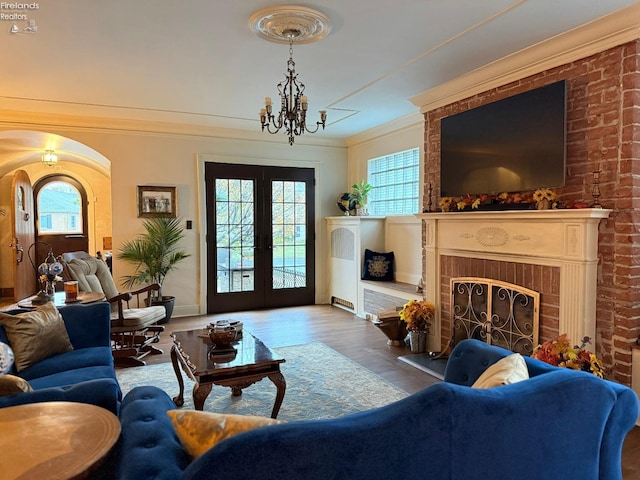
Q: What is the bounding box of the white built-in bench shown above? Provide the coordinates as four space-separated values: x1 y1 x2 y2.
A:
360 279 422 320
327 215 422 317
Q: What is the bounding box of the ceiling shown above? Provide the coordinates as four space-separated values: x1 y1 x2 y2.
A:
0 0 639 145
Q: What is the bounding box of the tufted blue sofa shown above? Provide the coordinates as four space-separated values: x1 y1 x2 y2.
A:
105 339 638 480
0 302 122 414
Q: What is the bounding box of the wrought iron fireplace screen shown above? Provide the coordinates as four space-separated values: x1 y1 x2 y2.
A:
450 277 540 356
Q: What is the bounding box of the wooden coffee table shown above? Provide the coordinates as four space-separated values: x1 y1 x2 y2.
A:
0 401 120 479
170 328 286 418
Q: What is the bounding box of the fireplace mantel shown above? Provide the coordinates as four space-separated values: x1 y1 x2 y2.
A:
416 209 611 351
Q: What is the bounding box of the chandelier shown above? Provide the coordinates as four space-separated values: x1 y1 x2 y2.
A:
250 6 331 146
260 33 326 145
42 149 57 166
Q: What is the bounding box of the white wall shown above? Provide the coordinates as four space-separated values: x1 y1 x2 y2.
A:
346 117 425 285
346 117 424 189
0 123 347 315
0 113 423 314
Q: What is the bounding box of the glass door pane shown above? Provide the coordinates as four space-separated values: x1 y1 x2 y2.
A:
271 180 307 289
215 178 255 293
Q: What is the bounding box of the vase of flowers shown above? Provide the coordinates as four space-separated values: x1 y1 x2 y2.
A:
531 334 604 378
399 299 435 353
533 188 557 210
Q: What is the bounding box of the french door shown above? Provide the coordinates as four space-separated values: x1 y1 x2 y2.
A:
205 163 315 313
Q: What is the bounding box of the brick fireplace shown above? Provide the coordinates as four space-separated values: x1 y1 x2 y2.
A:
418 209 609 354
418 39 640 385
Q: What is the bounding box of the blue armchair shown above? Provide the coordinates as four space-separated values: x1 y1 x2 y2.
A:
0 302 122 414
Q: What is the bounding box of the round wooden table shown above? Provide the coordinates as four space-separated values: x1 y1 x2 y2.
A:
17 291 106 309
0 401 121 479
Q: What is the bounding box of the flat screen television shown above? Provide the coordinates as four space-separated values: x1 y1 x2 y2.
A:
440 80 566 197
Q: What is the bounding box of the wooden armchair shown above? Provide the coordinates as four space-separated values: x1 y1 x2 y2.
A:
60 251 165 367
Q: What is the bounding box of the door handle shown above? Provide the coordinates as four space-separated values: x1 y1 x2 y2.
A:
16 245 23 264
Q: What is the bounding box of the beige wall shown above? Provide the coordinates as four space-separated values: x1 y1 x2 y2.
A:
0 123 348 316
0 160 112 293
346 119 424 189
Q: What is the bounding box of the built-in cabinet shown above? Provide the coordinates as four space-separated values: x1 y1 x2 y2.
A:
325 215 422 316
326 216 385 313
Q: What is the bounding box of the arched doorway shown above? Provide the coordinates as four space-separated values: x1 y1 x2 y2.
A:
0 130 113 303
33 174 89 264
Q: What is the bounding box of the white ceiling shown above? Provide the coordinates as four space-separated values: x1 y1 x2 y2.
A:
0 0 638 143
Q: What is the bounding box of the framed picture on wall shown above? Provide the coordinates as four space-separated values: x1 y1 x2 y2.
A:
137 186 177 218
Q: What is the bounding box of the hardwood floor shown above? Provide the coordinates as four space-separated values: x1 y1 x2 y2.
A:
144 304 640 479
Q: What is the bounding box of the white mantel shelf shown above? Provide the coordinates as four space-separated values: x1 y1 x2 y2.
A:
416 208 611 351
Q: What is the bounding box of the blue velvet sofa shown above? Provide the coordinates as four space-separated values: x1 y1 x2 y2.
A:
0 302 122 414
107 339 638 480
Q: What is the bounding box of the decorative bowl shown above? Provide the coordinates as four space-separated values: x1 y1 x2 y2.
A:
208 349 238 364
208 327 238 348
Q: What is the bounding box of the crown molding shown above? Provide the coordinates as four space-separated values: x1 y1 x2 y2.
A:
0 109 347 148
410 3 640 113
344 112 423 148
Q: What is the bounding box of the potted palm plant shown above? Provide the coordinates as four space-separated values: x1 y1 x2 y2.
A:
349 179 373 215
117 216 190 324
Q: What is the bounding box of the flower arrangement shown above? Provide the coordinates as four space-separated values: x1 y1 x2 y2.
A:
532 188 557 202
399 299 435 332
437 188 568 212
531 334 604 378
438 196 454 212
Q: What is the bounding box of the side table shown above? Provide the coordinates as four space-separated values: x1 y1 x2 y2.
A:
0 401 121 479
16 291 106 309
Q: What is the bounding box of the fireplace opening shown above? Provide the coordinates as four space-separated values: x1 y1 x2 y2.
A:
450 277 540 356
399 277 540 379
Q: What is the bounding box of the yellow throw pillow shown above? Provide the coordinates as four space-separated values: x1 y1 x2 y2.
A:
471 353 529 388
167 410 284 458
0 303 73 372
0 374 33 396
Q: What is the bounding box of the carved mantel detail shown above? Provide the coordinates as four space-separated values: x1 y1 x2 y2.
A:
416 209 611 352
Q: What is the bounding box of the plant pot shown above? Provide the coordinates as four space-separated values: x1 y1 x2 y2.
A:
151 296 175 324
536 199 551 210
409 330 428 353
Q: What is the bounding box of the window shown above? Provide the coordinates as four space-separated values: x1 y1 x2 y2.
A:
367 148 420 215
40 214 52 230
37 181 83 235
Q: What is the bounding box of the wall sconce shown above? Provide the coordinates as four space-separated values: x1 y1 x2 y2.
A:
42 149 58 167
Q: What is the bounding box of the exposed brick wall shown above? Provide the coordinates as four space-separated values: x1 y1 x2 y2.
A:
423 40 640 385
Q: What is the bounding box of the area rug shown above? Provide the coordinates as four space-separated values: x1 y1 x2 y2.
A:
116 342 408 421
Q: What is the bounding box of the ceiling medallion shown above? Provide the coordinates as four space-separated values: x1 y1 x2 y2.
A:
249 6 331 44
251 5 331 145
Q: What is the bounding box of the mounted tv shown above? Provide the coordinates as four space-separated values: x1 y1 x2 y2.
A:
440 80 566 197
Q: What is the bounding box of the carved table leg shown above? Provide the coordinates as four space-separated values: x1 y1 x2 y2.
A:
193 383 213 411
170 346 185 407
268 371 286 419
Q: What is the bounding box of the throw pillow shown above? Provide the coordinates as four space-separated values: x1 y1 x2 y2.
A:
361 249 394 281
167 410 284 458
0 303 74 372
0 374 33 396
471 353 529 388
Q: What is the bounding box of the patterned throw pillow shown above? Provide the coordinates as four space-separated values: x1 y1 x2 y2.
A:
167 410 284 458
361 249 394 281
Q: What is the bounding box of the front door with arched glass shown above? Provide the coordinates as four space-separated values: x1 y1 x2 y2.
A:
33 175 89 266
